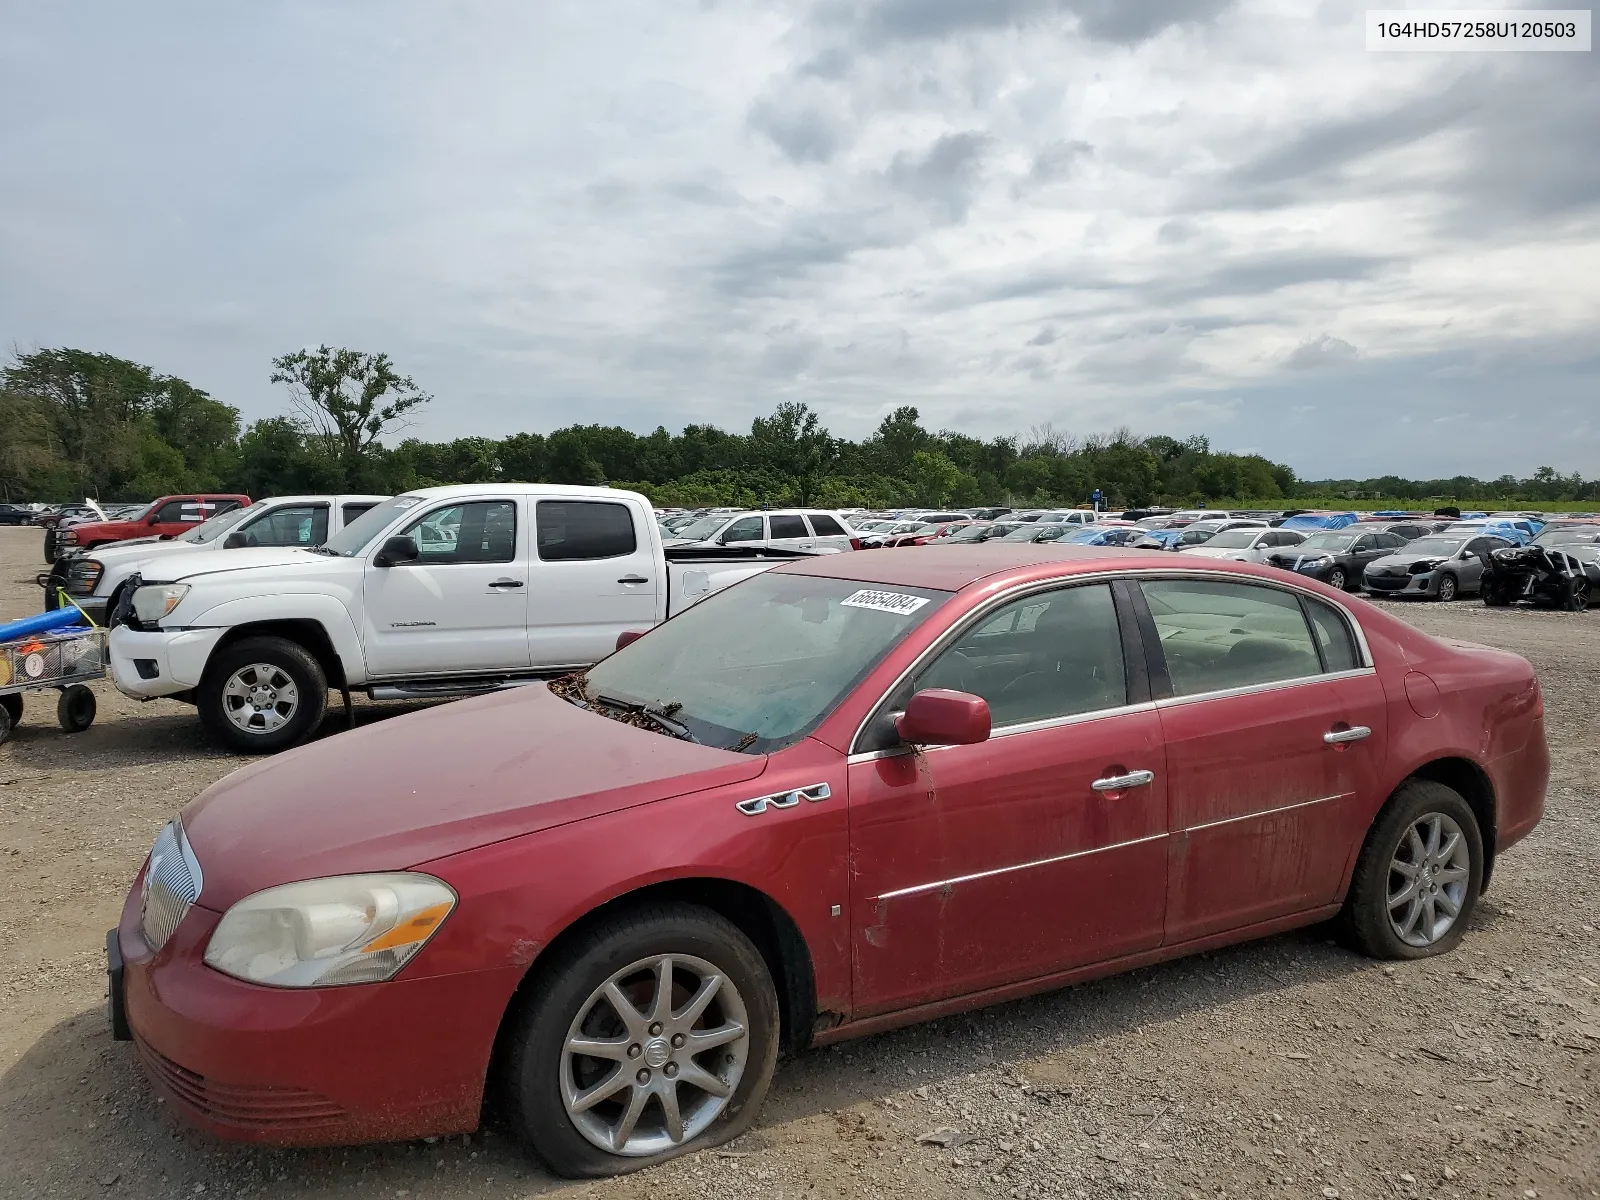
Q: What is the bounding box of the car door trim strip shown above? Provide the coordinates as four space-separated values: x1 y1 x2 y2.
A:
1183 791 1353 834
871 832 1169 902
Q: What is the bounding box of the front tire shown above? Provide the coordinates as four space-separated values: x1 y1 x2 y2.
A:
1326 567 1347 590
1340 780 1483 960
498 904 780 1178
1563 577 1591 613
1435 573 1459 603
198 636 327 754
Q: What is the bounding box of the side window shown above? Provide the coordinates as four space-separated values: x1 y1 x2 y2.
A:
403 501 517 564
535 500 636 561
342 502 378 525
915 584 1127 728
1352 536 1376 553
1304 597 1360 673
769 514 808 539
721 516 764 544
153 499 191 523
1380 533 1404 549
807 513 846 536
242 504 328 547
1141 579 1323 697
1464 538 1487 557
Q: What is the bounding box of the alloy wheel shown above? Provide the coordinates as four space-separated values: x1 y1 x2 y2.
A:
1387 812 1471 948
220 664 300 734
561 953 749 1157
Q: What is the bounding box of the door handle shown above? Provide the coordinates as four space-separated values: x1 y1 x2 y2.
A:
617 575 650 584
1092 769 1155 792
488 579 524 589
1324 725 1372 745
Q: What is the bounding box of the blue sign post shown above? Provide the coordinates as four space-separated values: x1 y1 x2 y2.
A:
1091 488 1103 512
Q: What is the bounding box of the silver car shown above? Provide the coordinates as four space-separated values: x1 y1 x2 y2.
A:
1361 534 1516 602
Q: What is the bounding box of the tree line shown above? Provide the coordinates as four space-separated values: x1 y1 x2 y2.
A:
4 345 1596 509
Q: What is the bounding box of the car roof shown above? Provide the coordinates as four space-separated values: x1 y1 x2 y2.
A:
771 543 1259 592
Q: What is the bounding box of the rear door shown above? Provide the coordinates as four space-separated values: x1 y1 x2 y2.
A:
804 512 854 552
362 498 530 676
235 502 329 548
1135 576 1387 944
768 513 815 553
527 498 659 669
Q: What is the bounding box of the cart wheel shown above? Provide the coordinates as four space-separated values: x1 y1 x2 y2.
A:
57 685 96 733
0 693 20 727
0 703 11 746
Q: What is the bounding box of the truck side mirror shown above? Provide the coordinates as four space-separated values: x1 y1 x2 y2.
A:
374 535 419 567
223 532 247 550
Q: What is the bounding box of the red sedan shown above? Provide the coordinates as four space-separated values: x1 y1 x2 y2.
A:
111 546 1547 1176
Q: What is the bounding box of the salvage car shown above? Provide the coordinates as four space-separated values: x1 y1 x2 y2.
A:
1265 528 1407 591
1480 545 1593 610
1360 534 1515 602
51 493 251 559
41 495 388 625
111 545 1547 1176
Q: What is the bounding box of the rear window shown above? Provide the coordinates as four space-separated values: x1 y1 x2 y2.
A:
769 514 808 539
537 500 637 561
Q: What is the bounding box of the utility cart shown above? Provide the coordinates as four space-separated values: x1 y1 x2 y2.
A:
0 609 105 745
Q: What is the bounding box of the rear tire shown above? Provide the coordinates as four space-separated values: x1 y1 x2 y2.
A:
498 903 780 1178
1435 573 1459 603
1 693 21 727
1340 780 1483 960
0 704 11 745
57 685 96 732
198 636 327 754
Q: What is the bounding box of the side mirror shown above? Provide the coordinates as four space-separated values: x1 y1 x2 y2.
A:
223 531 248 550
373 535 419 568
895 689 991 747
148 512 162 525
615 629 647 651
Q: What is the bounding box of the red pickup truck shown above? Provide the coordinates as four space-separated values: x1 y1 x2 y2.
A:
54 494 250 556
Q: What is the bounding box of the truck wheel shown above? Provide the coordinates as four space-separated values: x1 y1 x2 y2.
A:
1339 780 1482 960
1 693 21 727
198 636 327 754
42 529 57 563
498 903 780 1178
57 685 96 732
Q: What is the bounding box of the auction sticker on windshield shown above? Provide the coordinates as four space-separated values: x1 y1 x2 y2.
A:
841 589 931 615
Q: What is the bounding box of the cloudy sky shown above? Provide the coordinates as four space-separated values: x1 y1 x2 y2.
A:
2 1 1596 479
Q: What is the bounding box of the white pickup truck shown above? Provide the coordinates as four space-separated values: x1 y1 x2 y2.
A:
108 484 799 753
43 495 388 625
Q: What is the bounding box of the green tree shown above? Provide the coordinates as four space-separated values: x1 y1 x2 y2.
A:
270 347 430 487
748 402 836 503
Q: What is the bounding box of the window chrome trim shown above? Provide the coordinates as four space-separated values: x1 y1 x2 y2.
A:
1151 666 1377 711
872 832 1168 902
846 567 1374 756
1185 791 1352 834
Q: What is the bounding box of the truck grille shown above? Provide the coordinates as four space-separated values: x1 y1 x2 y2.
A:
141 821 203 951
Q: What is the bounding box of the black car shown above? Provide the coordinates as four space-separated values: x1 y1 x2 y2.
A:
967 507 1014 521
0 503 36 526
1264 528 1408 591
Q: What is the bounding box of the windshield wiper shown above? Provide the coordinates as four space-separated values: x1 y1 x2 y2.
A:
305 545 339 556
594 693 701 743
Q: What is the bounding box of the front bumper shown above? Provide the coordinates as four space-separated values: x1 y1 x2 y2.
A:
108 626 226 698
113 882 521 1147
1363 570 1440 597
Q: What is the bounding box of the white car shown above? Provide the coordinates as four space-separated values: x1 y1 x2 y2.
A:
1033 509 1101 526
1180 526 1307 563
661 508 858 553
48 495 387 624
108 485 790 753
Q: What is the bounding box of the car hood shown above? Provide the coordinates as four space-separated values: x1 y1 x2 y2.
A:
145 545 326 582
181 685 769 909
84 538 203 565
1180 546 1253 558
1367 551 1454 572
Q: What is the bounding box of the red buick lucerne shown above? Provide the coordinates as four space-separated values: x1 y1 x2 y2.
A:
110 545 1547 1177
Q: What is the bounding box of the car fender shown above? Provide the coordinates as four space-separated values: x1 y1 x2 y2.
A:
186 594 366 686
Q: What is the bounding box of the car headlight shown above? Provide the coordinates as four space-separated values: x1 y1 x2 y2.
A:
132 583 190 623
1408 559 1441 575
204 873 457 987
66 559 104 595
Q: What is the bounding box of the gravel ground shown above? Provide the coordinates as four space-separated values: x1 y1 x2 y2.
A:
1 524 1596 1200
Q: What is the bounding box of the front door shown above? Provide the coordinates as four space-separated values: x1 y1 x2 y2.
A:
848 581 1168 1016
362 498 530 676
1136 577 1388 944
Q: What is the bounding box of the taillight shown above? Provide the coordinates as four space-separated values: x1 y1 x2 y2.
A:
849 537 862 551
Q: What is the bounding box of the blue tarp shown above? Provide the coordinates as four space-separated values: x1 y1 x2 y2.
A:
1280 511 1360 532
0 607 88 643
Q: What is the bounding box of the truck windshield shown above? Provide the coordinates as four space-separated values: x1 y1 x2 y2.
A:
179 503 260 544
320 495 424 556
577 572 951 754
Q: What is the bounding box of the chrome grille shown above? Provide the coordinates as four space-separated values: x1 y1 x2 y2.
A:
141 821 203 951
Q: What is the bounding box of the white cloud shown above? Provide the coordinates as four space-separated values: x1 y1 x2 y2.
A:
0 0 1596 478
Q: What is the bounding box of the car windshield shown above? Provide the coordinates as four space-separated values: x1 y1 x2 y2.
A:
670 515 731 541
1204 530 1261 549
946 525 993 542
1403 538 1468 557
1534 524 1600 545
179 502 261 544
319 495 424 557
577 572 951 753
1300 533 1356 552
